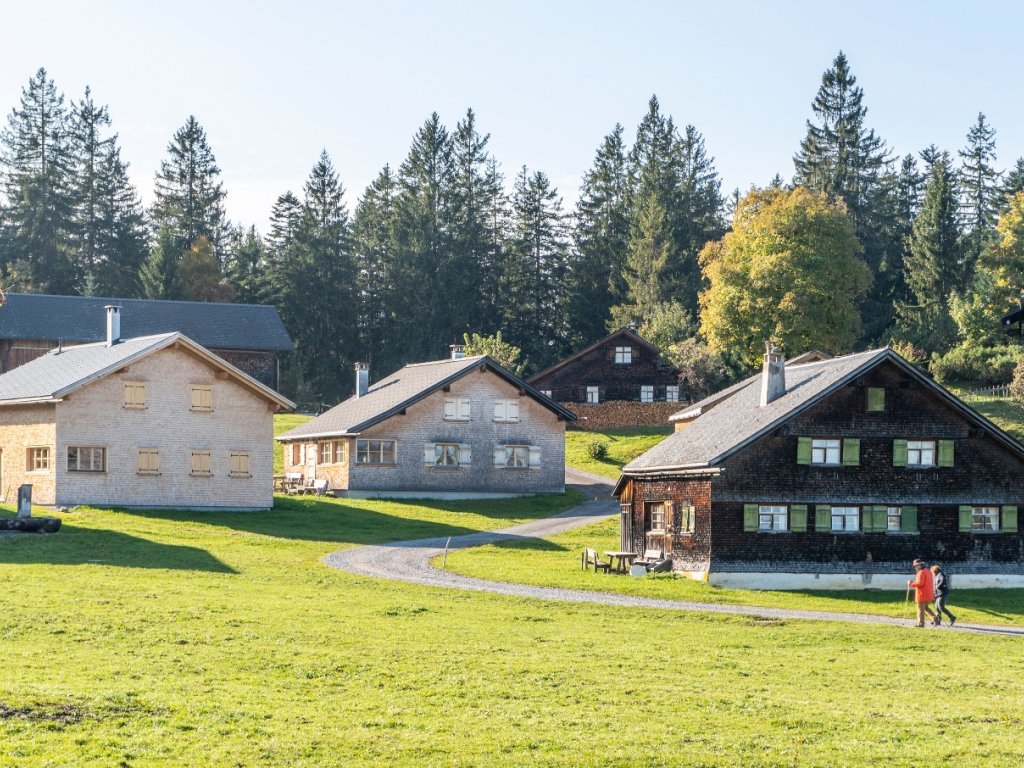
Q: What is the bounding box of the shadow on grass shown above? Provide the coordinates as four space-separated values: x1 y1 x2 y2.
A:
122 492 583 547
0 524 236 573
475 535 569 553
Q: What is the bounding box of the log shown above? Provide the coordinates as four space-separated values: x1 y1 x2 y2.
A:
0 517 61 533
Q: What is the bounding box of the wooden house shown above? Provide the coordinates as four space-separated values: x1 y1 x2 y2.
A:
614 345 1024 589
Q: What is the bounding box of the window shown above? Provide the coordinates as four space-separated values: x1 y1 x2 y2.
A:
124 382 146 409
811 439 841 465
586 386 599 404
493 399 520 422
434 443 460 467
27 447 50 472
972 506 1000 532
290 443 303 466
190 450 212 477
759 505 788 532
317 440 346 465
614 346 632 364
138 449 160 475
640 385 654 403
229 452 251 478
867 387 885 412
497 445 530 468
444 397 472 421
887 506 902 532
831 506 860 532
190 384 213 412
646 502 666 531
67 446 106 472
540 390 553 399
666 385 679 403
907 440 935 467
356 440 396 465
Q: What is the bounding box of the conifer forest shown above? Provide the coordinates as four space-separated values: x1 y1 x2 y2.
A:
3 52 1024 402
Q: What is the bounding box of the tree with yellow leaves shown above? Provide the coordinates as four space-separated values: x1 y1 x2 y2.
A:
698 186 870 365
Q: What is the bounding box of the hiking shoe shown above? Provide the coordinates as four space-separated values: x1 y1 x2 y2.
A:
949 617 956 627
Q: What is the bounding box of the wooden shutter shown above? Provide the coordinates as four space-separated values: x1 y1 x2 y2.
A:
864 505 886 533
815 504 832 532
958 505 973 532
900 506 918 533
867 387 885 412
508 400 520 422
528 446 542 468
1001 505 1018 533
459 399 472 421
685 505 696 533
893 439 908 467
790 504 808 532
459 444 472 465
796 437 812 465
937 440 955 467
842 438 860 466
444 400 457 419
665 500 676 531
743 504 758 532
493 446 506 467
423 444 435 464
493 401 505 421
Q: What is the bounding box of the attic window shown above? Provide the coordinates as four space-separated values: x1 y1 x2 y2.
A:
614 346 632 364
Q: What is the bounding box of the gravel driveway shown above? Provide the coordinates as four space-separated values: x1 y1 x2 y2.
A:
324 469 1024 637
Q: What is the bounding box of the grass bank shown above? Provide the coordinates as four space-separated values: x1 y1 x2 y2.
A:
565 426 672 479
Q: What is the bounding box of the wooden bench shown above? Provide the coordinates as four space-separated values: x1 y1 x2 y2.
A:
582 547 611 573
301 478 330 497
284 472 304 494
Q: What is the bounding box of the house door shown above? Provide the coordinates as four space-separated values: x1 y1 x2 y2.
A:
643 500 673 555
306 444 317 480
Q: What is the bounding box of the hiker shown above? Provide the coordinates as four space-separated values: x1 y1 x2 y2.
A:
908 559 937 628
931 564 956 627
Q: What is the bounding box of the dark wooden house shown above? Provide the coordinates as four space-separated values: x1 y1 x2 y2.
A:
614 346 1024 589
0 293 293 389
527 328 679 404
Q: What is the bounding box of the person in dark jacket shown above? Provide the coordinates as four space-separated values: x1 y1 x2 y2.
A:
931 564 956 626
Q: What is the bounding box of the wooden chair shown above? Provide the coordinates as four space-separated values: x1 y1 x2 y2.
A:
582 547 611 573
284 472 304 495
302 478 329 497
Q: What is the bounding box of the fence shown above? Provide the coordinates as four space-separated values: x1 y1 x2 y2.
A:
961 383 1012 401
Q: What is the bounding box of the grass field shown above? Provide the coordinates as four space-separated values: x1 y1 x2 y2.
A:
564 426 673 478
441 514 1024 626
962 394 1024 442
273 412 314 473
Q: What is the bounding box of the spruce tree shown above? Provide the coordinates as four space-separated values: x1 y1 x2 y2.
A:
225 225 267 304
91 144 148 297
958 112 1000 266
610 189 671 329
140 226 186 299
352 165 398 372
1000 158 1024 207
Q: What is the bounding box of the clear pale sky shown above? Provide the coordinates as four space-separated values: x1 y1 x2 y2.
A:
2 0 1021 230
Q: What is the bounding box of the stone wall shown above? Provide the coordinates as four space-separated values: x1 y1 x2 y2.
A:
566 401 679 431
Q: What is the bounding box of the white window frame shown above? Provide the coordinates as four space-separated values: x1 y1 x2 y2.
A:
444 397 472 422
190 450 212 477
811 439 841 465
138 449 160 476
614 346 632 364
505 445 529 468
27 446 51 472
907 440 936 467
758 505 788 532
666 385 679 403
229 451 251 478
831 506 860 532
886 506 902 532
124 381 146 409
493 399 520 423
586 386 599 404
67 446 106 473
640 385 654 403
972 506 1000 532
356 439 396 465
190 384 213 412
646 501 666 532
434 443 460 467
540 389 553 399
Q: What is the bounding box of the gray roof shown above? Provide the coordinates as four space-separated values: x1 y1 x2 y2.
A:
0 332 294 408
527 327 669 383
279 355 576 441
623 348 1024 476
0 293 293 352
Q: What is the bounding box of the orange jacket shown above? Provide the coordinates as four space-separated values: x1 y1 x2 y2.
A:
909 568 934 603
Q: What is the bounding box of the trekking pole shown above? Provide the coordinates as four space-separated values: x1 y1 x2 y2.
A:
905 583 911 617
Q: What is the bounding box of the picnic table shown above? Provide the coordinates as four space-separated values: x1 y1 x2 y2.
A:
605 551 638 574
273 475 287 492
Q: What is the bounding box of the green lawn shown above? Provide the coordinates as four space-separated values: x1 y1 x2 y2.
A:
963 394 1024 442
2 495 1024 766
565 426 673 478
442 515 1024 627
273 412 313 473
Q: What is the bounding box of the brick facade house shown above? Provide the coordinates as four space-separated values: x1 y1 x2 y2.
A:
615 347 1024 589
0 293 293 389
278 351 575 499
0 308 294 510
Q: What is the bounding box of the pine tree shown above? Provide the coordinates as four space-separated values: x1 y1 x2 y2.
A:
568 124 629 345
0 68 76 292
225 225 266 303
998 158 1024 211
352 165 398 373
140 226 186 299
610 189 671 329
91 144 148 297
958 112 1000 266
152 116 227 258
179 235 233 302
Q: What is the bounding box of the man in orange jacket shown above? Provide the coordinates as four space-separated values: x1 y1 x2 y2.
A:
908 559 937 627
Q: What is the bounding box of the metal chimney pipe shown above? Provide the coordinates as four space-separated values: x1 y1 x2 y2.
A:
355 363 369 398
105 305 122 346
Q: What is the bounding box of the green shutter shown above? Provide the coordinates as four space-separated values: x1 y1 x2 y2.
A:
815 504 832 532
797 437 812 465
790 504 808 532
867 387 885 412
959 505 973 532
900 506 918 533
937 440 955 467
864 505 885 533
842 438 860 466
1001 505 1018 533
686 505 696 533
893 439 908 467
743 504 758 532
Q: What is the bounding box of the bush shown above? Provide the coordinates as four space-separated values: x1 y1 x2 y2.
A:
930 344 1023 386
584 439 609 460
1011 358 1024 403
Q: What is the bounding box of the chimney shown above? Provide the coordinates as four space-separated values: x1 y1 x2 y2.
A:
759 342 786 407
450 344 466 361
355 362 369 398
105 305 122 346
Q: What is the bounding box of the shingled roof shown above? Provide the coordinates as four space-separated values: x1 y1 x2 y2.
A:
621 348 1024 479
526 327 667 384
0 293 293 352
0 332 294 409
279 356 576 441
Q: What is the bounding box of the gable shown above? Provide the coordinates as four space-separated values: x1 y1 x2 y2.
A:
527 328 671 386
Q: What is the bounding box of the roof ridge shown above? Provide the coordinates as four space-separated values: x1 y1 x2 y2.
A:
9 292 278 310
402 355 485 368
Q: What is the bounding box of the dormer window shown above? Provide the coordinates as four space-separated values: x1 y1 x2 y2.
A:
614 346 632 364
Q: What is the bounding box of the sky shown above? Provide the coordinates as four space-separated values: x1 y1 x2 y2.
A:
2 0 1022 231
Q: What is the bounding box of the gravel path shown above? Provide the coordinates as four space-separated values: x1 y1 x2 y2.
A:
325 470 1024 638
